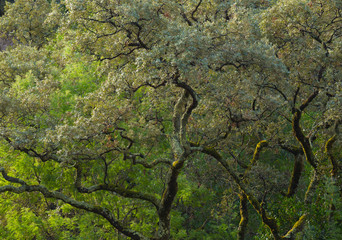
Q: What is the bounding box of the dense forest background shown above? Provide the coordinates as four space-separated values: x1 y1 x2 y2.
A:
0 0 341 239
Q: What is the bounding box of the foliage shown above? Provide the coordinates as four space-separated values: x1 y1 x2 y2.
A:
0 0 341 239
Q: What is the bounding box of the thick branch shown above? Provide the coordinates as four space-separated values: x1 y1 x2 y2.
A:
172 87 188 135
283 214 307 239
292 109 317 169
175 81 199 145
325 135 338 177
75 164 160 208
304 169 320 204
171 89 188 158
279 144 303 155
243 140 268 178
325 135 342 197
198 146 282 239
195 143 308 239
0 168 147 240
292 94 322 204
156 152 189 240
292 87 300 109
237 192 248 240
286 154 304 197
299 90 319 111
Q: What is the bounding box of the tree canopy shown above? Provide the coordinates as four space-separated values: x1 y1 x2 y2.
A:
0 0 341 239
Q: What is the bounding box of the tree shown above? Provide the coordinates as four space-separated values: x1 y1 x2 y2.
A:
0 0 14 17
0 0 61 47
0 0 341 239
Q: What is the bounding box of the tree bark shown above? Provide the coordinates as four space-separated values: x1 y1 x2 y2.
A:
237 192 248 240
286 154 304 197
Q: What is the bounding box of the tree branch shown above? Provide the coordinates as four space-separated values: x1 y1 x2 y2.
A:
1 135 60 163
325 135 338 177
156 151 189 240
279 144 303 155
173 79 199 145
283 214 308 239
0 167 148 240
286 154 304 197
132 158 172 168
292 90 320 169
243 140 268 178
325 133 342 197
172 71 187 136
194 142 307 239
195 145 282 240
299 90 319 111
237 191 248 240
191 0 202 22
74 164 160 209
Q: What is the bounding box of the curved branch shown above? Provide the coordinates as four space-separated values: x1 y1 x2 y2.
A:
243 140 268 178
75 164 160 209
172 70 187 135
175 81 199 144
0 168 148 240
292 91 322 204
256 83 288 102
195 143 308 239
0 167 26 185
279 144 303 155
189 132 229 152
195 146 282 239
191 0 202 22
133 158 172 168
98 47 140 61
132 80 167 92
283 214 308 239
124 152 172 168
1 135 60 163
292 108 317 169
325 135 338 176
299 90 319 111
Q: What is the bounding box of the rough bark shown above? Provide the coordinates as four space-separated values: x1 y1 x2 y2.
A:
243 140 268 178
237 192 248 240
325 135 342 197
292 109 317 169
155 79 198 240
304 169 321 204
283 214 307 239
292 91 321 205
156 157 185 240
286 154 304 197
